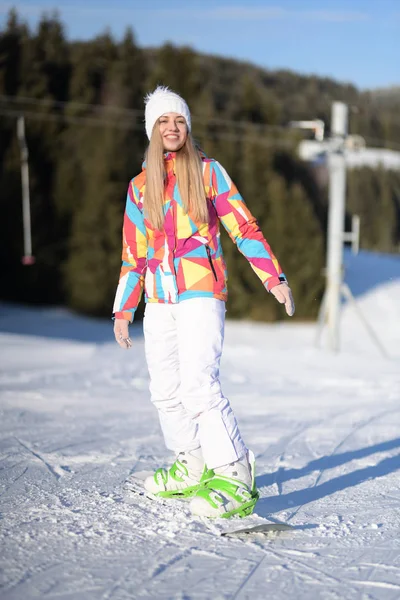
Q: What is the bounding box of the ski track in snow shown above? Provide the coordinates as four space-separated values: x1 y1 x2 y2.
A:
1 264 400 600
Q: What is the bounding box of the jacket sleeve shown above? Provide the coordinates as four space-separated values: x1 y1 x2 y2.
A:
211 160 286 291
112 179 147 321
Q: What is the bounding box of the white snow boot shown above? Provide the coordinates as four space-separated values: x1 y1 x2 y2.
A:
144 447 213 498
189 450 259 518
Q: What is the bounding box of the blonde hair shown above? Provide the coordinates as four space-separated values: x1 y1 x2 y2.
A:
144 126 209 230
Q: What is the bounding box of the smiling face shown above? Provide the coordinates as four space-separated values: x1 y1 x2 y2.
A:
158 112 188 152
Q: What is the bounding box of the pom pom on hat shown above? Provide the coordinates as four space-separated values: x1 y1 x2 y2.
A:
144 86 191 140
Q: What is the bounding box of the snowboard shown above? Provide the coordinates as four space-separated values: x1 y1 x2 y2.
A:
123 470 295 538
202 515 294 538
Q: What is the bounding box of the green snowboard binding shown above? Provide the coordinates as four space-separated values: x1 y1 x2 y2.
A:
190 450 259 518
144 449 213 499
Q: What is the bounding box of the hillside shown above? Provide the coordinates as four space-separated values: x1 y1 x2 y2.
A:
144 45 400 145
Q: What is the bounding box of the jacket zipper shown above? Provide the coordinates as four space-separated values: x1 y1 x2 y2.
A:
205 245 218 281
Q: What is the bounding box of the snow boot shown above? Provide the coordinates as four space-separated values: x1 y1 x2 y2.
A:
144 447 213 499
189 450 259 518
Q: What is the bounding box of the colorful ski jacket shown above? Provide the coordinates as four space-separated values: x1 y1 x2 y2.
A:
113 152 286 321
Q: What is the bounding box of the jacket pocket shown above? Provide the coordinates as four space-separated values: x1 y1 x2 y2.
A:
205 245 218 281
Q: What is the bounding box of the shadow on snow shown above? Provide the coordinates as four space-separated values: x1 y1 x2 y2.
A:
255 437 400 517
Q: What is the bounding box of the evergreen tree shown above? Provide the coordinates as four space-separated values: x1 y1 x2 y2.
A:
347 167 400 253
62 28 146 316
0 12 70 303
64 125 128 315
146 43 202 102
0 10 26 97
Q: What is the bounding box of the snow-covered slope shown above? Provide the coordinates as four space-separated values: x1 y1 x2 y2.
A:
1 250 399 599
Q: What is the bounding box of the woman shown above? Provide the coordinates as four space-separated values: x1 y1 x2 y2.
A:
113 86 294 519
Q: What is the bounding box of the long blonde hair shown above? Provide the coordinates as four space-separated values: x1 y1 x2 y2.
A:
144 126 209 230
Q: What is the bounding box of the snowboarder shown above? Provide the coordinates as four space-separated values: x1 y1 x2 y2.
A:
113 86 295 518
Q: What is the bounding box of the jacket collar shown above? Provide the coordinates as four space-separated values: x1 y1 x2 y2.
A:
142 149 207 170
164 151 176 161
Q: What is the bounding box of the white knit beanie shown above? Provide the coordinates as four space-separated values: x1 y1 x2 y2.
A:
144 86 191 140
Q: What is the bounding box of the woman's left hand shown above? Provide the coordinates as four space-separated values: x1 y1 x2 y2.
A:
270 283 295 316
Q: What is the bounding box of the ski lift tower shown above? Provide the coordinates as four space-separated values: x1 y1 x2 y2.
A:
324 102 348 351
290 105 350 351
316 103 387 356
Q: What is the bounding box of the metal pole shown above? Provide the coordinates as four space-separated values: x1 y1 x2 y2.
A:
315 288 328 347
17 116 35 265
325 102 348 351
351 215 360 255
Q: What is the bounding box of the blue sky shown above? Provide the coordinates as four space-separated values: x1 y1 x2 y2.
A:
2 0 399 89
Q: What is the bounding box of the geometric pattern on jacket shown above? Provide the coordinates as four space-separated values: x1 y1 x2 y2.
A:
113 152 285 321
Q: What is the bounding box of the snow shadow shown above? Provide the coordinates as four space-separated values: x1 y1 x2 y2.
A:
255 437 400 517
0 302 143 343
343 248 400 297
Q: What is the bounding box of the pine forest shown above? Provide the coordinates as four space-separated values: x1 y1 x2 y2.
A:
1 11 399 321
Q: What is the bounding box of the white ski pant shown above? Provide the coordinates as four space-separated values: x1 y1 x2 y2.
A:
143 298 247 469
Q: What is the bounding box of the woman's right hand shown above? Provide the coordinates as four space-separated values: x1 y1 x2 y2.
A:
113 318 132 349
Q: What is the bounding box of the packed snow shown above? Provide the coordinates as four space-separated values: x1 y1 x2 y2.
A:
1 249 400 599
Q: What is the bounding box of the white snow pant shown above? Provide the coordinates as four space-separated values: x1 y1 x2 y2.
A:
143 298 247 470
